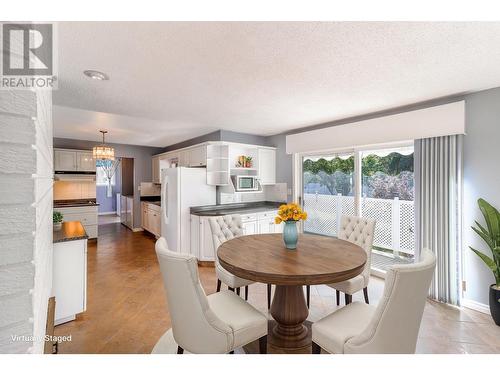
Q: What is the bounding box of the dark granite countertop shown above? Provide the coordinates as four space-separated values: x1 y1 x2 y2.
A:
140 196 161 206
53 221 88 243
54 199 99 208
190 201 284 217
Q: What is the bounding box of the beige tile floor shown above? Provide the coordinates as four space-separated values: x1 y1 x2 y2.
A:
237 277 500 354
55 224 500 354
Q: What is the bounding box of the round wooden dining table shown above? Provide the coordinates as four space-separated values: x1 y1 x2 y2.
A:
217 233 367 350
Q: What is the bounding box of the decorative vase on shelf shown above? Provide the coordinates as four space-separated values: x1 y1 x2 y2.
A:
283 220 298 250
275 203 307 251
54 222 62 230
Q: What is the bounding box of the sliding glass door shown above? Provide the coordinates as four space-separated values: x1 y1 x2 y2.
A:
300 145 415 258
360 147 415 258
302 153 355 237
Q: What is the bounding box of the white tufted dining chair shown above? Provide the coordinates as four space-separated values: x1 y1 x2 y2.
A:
327 215 376 305
209 215 273 308
312 249 436 354
155 237 268 354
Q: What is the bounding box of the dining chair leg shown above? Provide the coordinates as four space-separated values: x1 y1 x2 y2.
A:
259 335 267 354
228 287 234 292
245 285 249 301
306 285 310 308
267 284 272 309
345 293 352 305
363 287 369 304
336 290 340 306
177 346 184 354
236 287 240 296
216 279 221 293
312 342 321 354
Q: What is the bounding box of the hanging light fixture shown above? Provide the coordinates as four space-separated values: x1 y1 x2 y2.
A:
93 130 115 161
93 130 120 198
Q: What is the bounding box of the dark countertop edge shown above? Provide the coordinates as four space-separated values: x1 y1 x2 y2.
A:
140 196 161 202
190 201 285 216
54 199 99 208
53 221 89 243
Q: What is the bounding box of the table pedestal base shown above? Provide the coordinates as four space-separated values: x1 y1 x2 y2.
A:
269 285 311 349
268 320 312 350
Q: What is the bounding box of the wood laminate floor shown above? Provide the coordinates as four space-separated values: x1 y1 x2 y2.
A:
54 223 500 354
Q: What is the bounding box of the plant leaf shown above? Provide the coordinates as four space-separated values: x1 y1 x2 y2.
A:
478 199 500 246
470 246 498 273
471 225 494 250
475 220 490 237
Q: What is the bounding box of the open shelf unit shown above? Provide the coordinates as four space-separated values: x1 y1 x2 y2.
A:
206 144 230 185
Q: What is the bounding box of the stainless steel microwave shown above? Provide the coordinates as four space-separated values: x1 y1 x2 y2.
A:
231 175 259 191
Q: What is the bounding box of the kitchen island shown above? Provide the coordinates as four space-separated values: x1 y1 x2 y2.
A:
53 221 88 325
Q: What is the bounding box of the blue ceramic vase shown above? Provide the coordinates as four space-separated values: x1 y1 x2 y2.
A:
283 220 298 250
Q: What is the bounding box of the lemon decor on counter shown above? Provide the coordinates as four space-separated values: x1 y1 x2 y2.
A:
275 203 307 250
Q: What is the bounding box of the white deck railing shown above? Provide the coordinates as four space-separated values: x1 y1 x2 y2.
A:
303 193 415 255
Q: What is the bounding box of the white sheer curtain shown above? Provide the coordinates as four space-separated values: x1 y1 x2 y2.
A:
414 135 463 305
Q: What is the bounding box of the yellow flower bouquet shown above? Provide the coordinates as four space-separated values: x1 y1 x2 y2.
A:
275 203 307 250
275 203 307 224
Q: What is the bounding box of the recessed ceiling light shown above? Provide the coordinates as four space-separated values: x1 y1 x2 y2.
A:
83 70 109 81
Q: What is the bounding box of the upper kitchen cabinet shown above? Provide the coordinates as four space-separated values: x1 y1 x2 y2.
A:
179 150 190 167
257 148 276 185
152 155 160 184
188 145 207 167
77 151 96 172
54 149 77 171
54 149 95 172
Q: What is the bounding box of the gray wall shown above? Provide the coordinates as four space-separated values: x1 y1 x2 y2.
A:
266 134 293 201
463 87 500 306
162 131 220 152
220 130 271 146
53 138 163 229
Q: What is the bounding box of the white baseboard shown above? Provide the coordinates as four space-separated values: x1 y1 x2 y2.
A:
461 298 490 315
98 211 117 216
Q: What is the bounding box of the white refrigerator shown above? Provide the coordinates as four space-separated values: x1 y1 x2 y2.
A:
161 167 216 253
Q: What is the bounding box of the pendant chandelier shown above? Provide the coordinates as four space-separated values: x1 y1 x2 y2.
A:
93 130 115 161
93 130 121 198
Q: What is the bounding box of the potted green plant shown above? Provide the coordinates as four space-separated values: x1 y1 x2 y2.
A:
53 211 63 230
470 198 500 326
245 156 253 168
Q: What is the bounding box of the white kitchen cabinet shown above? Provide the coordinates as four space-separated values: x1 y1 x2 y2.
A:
76 151 95 172
54 149 96 172
179 151 190 167
189 145 207 167
152 155 160 183
242 220 258 235
190 209 281 261
190 215 217 261
53 238 87 325
258 148 276 185
54 149 77 171
141 202 161 237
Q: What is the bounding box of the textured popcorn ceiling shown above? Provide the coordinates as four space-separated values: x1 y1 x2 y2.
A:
53 22 500 147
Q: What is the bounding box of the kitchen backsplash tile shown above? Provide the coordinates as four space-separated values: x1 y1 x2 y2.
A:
53 180 96 200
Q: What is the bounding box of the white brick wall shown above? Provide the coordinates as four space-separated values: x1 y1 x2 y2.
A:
0 88 53 354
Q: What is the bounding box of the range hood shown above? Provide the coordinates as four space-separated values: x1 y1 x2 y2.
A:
54 171 96 181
